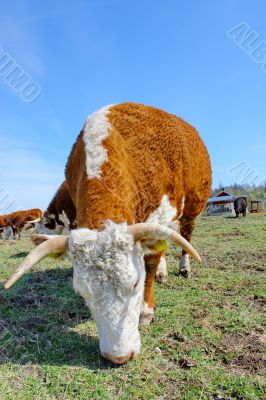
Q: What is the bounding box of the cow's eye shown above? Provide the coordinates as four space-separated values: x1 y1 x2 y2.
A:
133 281 139 292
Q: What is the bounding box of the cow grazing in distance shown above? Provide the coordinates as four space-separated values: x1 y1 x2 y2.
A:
5 103 212 364
234 197 247 218
9 211 42 240
36 181 77 235
2 209 42 240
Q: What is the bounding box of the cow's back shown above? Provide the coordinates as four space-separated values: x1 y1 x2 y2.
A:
66 103 212 227
108 103 211 215
234 197 247 210
9 209 42 224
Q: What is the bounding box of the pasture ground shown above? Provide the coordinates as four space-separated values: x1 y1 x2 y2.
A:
0 214 265 399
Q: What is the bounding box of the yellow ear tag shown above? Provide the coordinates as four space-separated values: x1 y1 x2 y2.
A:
49 252 64 259
154 240 168 253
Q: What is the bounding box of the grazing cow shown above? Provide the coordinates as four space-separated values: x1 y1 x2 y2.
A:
2 209 42 240
5 103 212 364
234 197 247 218
36 181 77 235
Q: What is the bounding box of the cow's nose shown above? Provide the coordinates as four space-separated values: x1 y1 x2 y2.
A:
102 351 136 365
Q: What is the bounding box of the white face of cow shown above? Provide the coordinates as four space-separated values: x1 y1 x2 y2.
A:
36 215 64 235
2 226 12 240
68 222 146 364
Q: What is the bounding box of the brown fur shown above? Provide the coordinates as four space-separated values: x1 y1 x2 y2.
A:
0 214 9 237
144 252 164 308
0 214 9 229
65 102 212 310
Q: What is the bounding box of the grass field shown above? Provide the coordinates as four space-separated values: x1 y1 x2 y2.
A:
0 214 265 399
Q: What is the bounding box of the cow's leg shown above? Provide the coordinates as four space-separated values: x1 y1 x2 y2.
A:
140 252 162 325
179 216 196 278
155 220 180 283
155 251 168 283
11 226 16 240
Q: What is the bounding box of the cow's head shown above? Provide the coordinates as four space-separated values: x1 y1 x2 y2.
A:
35 212 64 235
4 221 201 364
2 225 13 240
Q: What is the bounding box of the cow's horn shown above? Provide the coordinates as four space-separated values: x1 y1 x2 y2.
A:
24 218 42 230
128 223 201 262
4 236 68 289
28 217 42 224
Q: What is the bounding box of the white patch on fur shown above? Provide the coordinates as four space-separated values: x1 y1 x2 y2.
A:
146 195 176 225
156 256 168 279
83 105 114 179
167 220 180 231
179 253 190 271
35 217 64 235
58 211 70 230
178 195 185 219
68 221 146 359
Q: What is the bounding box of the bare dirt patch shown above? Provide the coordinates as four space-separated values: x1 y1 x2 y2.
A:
250 295 266 310
220 332 266 376
216 230 246 238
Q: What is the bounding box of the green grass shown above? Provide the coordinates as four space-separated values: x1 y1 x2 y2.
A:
0 214 265 399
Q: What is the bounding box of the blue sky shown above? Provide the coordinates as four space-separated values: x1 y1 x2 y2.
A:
0 0 265 212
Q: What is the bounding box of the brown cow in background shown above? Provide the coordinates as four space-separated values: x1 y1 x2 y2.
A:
1 209 42 240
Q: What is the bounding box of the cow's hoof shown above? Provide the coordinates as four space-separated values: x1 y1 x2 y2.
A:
139 313 154 326
179 269 191 279
155 273 168 284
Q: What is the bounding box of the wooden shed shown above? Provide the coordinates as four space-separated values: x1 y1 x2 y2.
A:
207 190 234 215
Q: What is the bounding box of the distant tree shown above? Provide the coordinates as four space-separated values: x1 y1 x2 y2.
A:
211 182 266 205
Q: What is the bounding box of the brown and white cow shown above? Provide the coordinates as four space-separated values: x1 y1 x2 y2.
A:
2 209 42 240
36 181 77 235
5 103 212 364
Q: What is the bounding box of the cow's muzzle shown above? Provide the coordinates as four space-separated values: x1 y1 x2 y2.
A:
102 350 136 365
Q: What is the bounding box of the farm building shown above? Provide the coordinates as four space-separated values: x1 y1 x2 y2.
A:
207 190 249 215
207 190 234 215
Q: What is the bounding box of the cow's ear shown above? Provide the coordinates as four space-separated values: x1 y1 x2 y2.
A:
31 234 52 246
